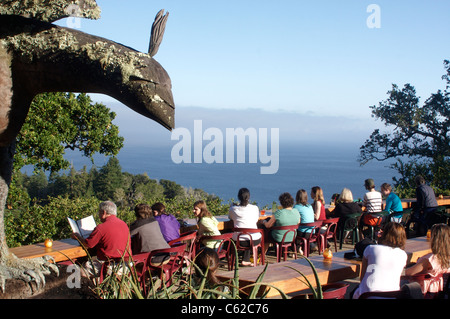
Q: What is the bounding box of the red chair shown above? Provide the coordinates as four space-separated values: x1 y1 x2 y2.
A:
358 290 404 299
401 273 444 298
232 228 265 267
168 230 198 268
197 233 235 271
297 221 323 257
291 282 349 299
320 217 339 253
99 256 131 284
99 253 147 288
270 224 299 262
145 243 187 287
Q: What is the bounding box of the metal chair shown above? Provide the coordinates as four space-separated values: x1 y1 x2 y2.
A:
146 243 187 287
270 224 299 262
232 227 265 267
291 282 350 299
168 230 198 268
297 221 323 257
197 233 235 270
320 217 339 253
401 273 444 299
338 213 360 250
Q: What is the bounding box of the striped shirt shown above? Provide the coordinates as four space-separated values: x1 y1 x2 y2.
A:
363 190 383 213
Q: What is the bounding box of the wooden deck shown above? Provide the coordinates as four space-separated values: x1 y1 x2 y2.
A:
217 236 432 298
218 250 361 298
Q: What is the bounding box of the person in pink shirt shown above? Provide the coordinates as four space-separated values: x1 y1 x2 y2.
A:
405 223 450 296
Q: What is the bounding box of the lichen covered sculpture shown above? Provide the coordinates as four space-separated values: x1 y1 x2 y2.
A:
0 0 174 292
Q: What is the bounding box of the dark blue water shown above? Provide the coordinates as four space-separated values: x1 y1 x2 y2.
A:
63 142 399 208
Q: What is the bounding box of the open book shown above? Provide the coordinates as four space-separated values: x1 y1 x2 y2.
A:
67 215 96 239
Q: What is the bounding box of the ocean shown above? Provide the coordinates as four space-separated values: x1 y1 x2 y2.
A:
64 141 399 208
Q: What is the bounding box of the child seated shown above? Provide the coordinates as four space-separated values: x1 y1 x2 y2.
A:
404 223 450 296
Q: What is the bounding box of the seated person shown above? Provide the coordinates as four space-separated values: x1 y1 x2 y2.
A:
413 175 439 235
352 222 407 299
194 200 221 249
311 186 326 221
294 189 314 236
152 202 180 243
262 192 300 245
405 224 450 297
360 179 383 236
380 183 403 222
194 247 221 287
130 203 171 265
294 189 315 254
229 187 262 266
72 201 131 276
332 188 362 233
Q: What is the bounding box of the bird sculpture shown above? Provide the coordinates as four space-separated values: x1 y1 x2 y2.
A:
0 0 174 291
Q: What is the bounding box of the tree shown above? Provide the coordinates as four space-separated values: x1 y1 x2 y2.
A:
359 60 450 196
14 92 124 174
94 157 124 200
160 179 185 199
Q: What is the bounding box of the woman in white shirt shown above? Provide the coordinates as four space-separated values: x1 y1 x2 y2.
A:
229 188 262 266
352 222 407 299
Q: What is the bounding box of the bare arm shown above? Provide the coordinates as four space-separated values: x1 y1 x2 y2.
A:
263 217 276 229
313 201 322 220
360 256 368 280
404 258 431 276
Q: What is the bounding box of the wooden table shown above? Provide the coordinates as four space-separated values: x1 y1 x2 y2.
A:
217 236 432 298
404 236 432 263
9 238 87 263
217 250 362 298
401 197 450 209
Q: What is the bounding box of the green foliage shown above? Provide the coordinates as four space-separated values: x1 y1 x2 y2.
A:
93 157 123 200
6 156 230 247
5 195 101 247
6 91 230 247
14 92 124 174
359 60 450 195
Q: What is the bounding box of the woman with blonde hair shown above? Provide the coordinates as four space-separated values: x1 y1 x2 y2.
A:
405 223 450 295
331 188 363 234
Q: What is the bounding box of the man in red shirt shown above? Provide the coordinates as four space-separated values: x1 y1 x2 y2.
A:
72 201 131 276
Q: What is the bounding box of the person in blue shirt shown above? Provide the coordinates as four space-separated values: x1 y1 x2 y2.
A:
294 189 315 255
294 189 315 235
381 183 403 222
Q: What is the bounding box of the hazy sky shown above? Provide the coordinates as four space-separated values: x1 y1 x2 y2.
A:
55 0 450 145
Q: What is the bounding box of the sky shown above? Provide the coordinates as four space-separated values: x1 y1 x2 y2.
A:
55 0 450 147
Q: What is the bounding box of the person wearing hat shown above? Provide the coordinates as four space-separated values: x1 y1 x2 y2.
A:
362 179 383 213
359 179 383 239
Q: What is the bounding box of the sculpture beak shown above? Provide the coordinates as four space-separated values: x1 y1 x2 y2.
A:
108 55 175 131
